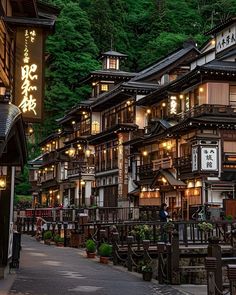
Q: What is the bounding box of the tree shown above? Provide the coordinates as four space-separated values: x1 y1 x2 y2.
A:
43 0 99 136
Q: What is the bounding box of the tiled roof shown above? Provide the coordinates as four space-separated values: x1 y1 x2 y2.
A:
132 45 200 81
100 50 128 58
201 60 236 72
0 102 21 139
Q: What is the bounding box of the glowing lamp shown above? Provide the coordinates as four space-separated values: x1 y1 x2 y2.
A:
68 146 76 158
142 150 148 156
0 175 6 190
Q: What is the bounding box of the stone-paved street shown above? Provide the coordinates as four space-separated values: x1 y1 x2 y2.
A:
6 235 193 295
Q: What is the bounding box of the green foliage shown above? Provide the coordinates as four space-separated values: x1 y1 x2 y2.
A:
15 167 31 196
225 215 233 221
39 0 236 134
163 222 175 233
43 230 53 240
141 264 153 273
85 239 96 253
54 234 64 243
130 225 152 240
198 222 213 232
43 0 99 135
98 243 112 257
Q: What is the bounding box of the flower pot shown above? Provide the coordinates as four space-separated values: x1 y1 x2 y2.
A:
100 256 109 264
87 251 96 258
142 271 153 281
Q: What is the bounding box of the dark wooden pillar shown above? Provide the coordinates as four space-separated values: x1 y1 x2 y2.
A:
0 167 12 272
207 239 222 295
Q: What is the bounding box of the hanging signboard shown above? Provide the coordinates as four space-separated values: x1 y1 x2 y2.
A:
200 146 218 171
14 27 44 122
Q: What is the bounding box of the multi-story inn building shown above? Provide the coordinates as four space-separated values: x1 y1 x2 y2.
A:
31 17 236 220
0 0 56 278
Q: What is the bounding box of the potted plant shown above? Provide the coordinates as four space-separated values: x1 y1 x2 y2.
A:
141 264 153 281
98 242 112 264
85 239 96 258
54 234 64 247
43 230 52 245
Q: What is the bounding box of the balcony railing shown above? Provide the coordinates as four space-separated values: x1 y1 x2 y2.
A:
153 157 172 170
67 165 95 178
145 105 236 135
42 151 58 166
40 171 55 183
137 157 173 178
175 104 235 122
174 156 192 174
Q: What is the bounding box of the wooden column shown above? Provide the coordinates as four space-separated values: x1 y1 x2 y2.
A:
207 239 222 295
0 167 12 275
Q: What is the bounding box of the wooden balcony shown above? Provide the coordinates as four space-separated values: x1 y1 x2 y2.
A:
137 157 173 179
175 104 236 122
67 165 95 178
40 171 55 183
174 156 192 174
153 157 172 170
42 151 59 166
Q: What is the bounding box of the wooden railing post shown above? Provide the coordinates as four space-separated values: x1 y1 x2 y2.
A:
227 264 236 295
205 257 216 295
63 222 68 247
127 236 134 271
52 222 56 239
111 232 119 265
57 223 62 236
157 242 166 284
170 230 180 284
207 239 222 295
143 239 150 263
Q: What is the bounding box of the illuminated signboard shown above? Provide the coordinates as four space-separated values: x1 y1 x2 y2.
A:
15 27 43 122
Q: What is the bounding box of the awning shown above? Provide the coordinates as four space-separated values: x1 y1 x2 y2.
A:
151 169 186 188
0 102 27 167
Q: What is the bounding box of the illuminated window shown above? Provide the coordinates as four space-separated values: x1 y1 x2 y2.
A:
109 58 116 69
101 84 108 92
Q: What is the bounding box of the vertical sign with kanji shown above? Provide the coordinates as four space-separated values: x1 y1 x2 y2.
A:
201 147 218 171
15 27 44 122
192 146 198 171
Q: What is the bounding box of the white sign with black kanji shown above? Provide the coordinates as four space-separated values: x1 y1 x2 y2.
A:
201 147 218 171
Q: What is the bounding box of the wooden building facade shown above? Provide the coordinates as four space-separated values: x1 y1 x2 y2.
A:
30 18 236 220
0 0 56 278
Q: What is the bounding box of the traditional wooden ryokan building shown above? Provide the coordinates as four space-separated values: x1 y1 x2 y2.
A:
31 18 236 220
0 0 56 278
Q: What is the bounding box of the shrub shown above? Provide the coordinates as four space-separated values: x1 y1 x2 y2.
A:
86 239 96 253
163 222 175 233
98 243 112 257
225 215 233 221
198 222 213 232
43 230 52 240
141 264 152 273
54 234 64 243
130 225 152 240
